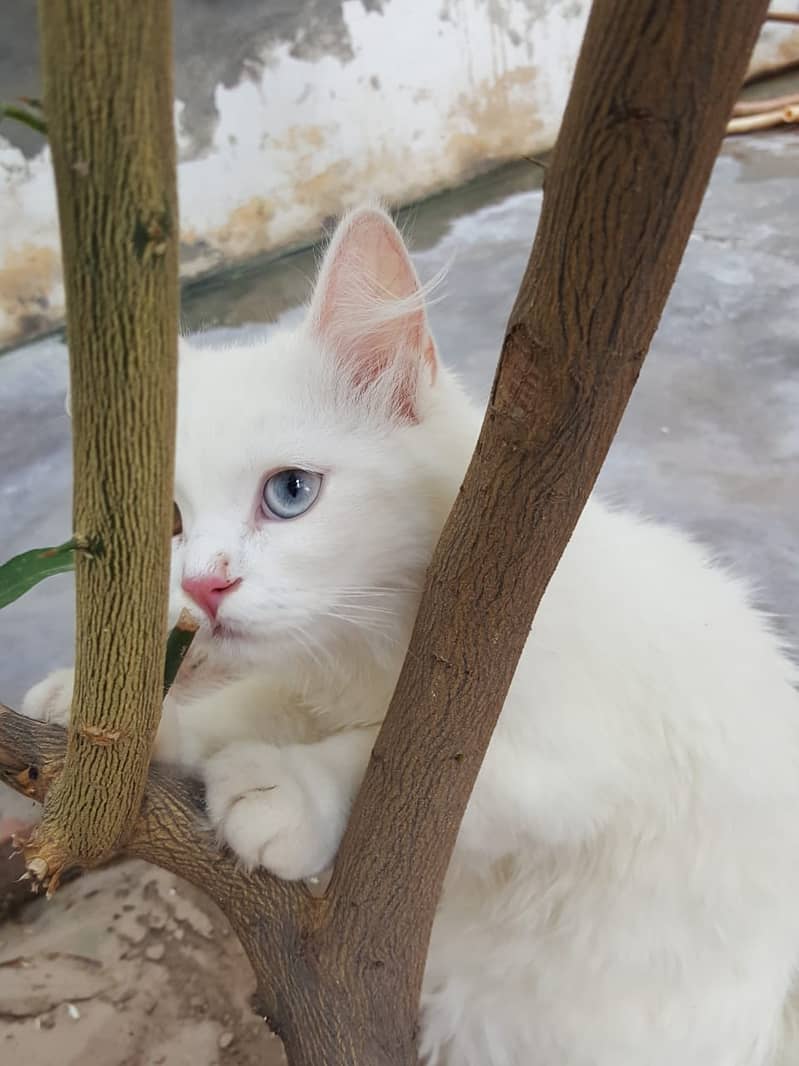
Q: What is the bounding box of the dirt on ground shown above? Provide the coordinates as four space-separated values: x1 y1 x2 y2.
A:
0 856 287 1066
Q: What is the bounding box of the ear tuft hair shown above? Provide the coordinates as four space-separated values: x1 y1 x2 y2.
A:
308 205 441 423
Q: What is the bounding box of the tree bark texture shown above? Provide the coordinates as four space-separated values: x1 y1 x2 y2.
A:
1 0 769 1064
28 1 179 882
309 2 770 1060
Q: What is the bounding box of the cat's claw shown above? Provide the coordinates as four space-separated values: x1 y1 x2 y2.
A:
21 668 74 728
203 741 340 882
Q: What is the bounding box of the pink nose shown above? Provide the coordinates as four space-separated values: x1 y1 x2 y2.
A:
181 572 241 621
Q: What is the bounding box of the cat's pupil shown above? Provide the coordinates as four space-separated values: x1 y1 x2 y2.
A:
172 501 182 536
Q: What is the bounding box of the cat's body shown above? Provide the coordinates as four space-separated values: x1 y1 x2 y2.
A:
23 207 799 1065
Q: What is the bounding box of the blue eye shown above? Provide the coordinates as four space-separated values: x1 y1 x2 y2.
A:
262 469 322 520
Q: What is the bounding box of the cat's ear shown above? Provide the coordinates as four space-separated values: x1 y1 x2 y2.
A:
308 206 437 422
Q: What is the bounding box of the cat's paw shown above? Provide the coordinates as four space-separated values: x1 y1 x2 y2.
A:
203 741 344 881
21 668 74 728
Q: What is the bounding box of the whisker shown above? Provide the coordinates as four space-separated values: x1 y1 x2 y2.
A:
324 585 418 596
322 610 406 650
327 601 399 617
285 624 328 674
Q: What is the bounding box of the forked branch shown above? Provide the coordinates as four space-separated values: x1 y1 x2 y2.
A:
0 702 310 1028
0 2 772 1065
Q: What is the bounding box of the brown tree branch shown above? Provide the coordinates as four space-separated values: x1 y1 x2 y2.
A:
727 103 799 132
298 1 771 1060
765 10 799 23
27 0 180 885
744 57 799 84
0 701 311 1034
1 1 770 1064
733 90 799 114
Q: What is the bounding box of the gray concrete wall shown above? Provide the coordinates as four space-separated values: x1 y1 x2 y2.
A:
2 0 798 348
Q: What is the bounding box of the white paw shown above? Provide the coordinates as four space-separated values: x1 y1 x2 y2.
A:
21 668 75 728
203 742 345 881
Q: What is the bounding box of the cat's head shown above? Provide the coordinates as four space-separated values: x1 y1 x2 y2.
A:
170 206 474 676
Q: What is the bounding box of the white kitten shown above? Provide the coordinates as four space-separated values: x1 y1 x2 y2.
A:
23 206 799 1066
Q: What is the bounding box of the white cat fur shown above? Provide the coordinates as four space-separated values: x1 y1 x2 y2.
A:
23 206 799 1066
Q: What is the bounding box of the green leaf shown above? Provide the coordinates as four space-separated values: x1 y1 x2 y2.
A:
163 608 199 696
1 103 48 136
0 540 77 609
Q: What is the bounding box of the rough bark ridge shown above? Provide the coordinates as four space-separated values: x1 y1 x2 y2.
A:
312 2 770 1059
1 1 768 1064
27 0 179 882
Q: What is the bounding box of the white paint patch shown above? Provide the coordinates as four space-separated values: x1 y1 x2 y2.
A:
177 0 587 258
750 2 799 77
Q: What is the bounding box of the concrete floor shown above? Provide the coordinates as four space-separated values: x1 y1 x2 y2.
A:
0 128 797 1065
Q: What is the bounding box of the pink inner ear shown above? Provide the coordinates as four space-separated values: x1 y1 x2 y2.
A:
310 210 436 421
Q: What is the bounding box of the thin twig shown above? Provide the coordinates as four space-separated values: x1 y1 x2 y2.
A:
733 91 799 115
0 699 308 1026
744 57 799 85
727 103 799 133
765 11 799 23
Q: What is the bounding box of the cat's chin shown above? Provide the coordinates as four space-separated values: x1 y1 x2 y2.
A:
211 620 247 642
208 624 264 660
205 622 307 669
177 620 262 671
176 611 336 674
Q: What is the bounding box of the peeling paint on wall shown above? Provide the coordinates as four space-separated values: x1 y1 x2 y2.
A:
172 0 585 270
2 0 798 347
749 18 799 78
0 244 62 340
